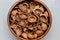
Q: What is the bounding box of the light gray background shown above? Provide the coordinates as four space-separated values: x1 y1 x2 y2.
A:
0 0 60 40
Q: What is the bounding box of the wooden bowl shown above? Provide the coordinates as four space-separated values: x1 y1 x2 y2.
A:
7 0 52 40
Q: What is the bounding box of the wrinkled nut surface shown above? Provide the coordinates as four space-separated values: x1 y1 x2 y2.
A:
20 14 27 19
27 33 34 39
41 23 47 31
22 33 27 39
28 15 37 23
8 0 51 40
36 30 43 36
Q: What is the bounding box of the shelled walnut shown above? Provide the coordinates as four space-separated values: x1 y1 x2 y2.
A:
8 0 52 40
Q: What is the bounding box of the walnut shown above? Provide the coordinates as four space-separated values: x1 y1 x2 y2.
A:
28 15 37 23
11 15 16 21
40 14 48 23
37 25 41 30
33 6 43 15
34 34 37 38
10 19 15 23
44 11 49 17
19 3 28 12
12 10 18 16
39 6 44 12
22 2 29 8
20 14 27 19
36 30 43 36
15 29 21 36
22 33 27 39
10 24 21 36
30 2 36 12
27 33 34 39
41 23 47 31
15 15 20 21
10 24 17 29
23 28 27 32
18 21 26 27
18 11 23 15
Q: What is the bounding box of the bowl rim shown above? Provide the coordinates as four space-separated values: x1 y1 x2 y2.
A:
7 0 52 40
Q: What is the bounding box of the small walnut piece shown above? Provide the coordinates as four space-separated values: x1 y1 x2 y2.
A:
34 34 37 38
15 29 21 36
23 28 27 32
28 33 34 39
30 2 36 12
18 21 26 27
44 11 49 17
10 24 17 29
41 23 47 31
15 15 20 21
18 11 23 15
39 6 44 12
19 4 28 12
37 25 41 30
40 14 48 23
11 15 16 21
33 6 43 15
20 14 27 19
36 30 43 36
12 10 18 15
28 15 37 23
22 33 27 39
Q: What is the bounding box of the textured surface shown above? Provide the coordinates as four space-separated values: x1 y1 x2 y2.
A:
0 0 60 40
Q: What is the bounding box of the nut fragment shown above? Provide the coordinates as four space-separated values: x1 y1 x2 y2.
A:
33 6 43 15
36 30 43 36
15 15 20 21
39 6 44 12
18 11 23 15
15 29 21 36
27 33 34 39
44 11 49 17
28 15 37 23
20 14 27 19
41 23 47 31
30 2 36 12
23 28 27 32
18 21 26 27
37 25 41 30
12 10 18 16
10 24 17 29
34 34 38 38
19 4 28 12
40 14 48 23
22 33 27 38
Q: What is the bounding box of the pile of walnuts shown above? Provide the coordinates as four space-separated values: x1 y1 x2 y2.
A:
9 0 49 40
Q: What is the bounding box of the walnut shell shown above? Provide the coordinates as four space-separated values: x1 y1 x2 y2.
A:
12 10 18 16
41 23 47 31
33 6 43 15
18 21 26 27
44 11 49 17
36 30 43 36
20 14 27 19
28 15 37 23
22 33 27 39
15 29 21 36
40 14 48 23
19 3 28 12
27 33 34 39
